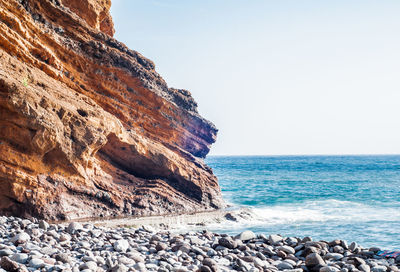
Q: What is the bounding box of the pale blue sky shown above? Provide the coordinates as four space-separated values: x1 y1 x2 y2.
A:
111 0 400 155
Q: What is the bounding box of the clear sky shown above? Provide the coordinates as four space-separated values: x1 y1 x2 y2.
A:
111 0 400 155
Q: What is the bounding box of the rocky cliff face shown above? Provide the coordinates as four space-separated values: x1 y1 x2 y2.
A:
0 0 224 220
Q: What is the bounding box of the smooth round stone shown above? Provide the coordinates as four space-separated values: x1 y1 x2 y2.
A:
156 242 168 252
200 265 212 272
11 253 29 264
235 231 256 241
59 233 71 242
82 256 96 262
55 253 70 263
203 258 217 267
29 251 43 259
0 256 20 271
19 219 31 229
133 262 147 272
145 263 158 269
284 259 297 266
11 232 30 244
82 224 93 230
0 249 14 257
188 236 204 245
236 259 252 271
95 256 105 265
39 220 49 230
126 253 144 263
150 235 162 242
325 253 344 261
110 264 128 272
111 234 123 240
277 261 294 270
281 269 303 272
67 222 83 234
253 257 265 268
113 240 129 252
78 241 91 249
349 242 358 252
359 264 371 272
302 237 313 243
286 237 299 245
40 247 58 256
117 257 135 266
141 225 155 233
191 246 206 257
79 261 97 270
29 258 45 269
369 247 381 253
306 253 326 267
53 264 67 271
320 266 340 272
344 264 356 271
269 234 283 245
371 266 387 272
24 243 40 251
90 230 102 238
334 246 345 253
354 257 366 266
218 237 237 249
277 245 295 255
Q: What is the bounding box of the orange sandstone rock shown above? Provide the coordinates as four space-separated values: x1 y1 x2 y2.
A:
0 0 224 220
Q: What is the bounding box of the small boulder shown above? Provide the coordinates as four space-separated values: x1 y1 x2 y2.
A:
218 237 237 249
235 231 256 241
10 233 30 245
113 240 130 252
0 249 14 257
10 253 28 264
0 256 20 272
320 266 340 272
305 253 326 267
38 220 49 230
79 261 97 271
28 258 44 269
359 264 371 272
277 245 295 255
277 261 294 270
67 222 82 234
269 234 283 245
349 242 358 252
371 266 387 272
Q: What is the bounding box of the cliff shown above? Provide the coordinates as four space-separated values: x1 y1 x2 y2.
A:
0 0 224 220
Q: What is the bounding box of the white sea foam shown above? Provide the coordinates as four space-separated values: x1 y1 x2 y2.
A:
253 199 400 223
202 199 400 233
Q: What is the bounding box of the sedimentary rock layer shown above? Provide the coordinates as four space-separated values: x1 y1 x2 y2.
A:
0 0 224 220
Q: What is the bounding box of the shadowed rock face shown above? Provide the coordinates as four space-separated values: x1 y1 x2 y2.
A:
0 0 224 220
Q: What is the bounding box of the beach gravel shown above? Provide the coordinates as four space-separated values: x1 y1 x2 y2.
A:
0 216 396 272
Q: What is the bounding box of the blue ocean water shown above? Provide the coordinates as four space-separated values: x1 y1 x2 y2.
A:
205 155 400 250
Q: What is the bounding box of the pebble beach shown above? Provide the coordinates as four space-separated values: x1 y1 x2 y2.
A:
0 216 399 272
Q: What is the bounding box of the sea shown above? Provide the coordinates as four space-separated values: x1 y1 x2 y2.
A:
205 155 400 250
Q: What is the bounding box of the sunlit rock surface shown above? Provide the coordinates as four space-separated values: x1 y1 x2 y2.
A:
0 0 224 220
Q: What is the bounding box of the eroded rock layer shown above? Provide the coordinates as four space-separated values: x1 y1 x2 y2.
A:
0 0 224 220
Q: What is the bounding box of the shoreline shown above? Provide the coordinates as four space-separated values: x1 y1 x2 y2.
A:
0 215 398 272
73 207 252 230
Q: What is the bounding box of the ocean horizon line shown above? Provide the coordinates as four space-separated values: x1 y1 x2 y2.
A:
208 153 400 157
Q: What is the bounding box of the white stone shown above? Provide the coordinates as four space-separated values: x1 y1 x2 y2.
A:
113 239 130 252
11 232 30 244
